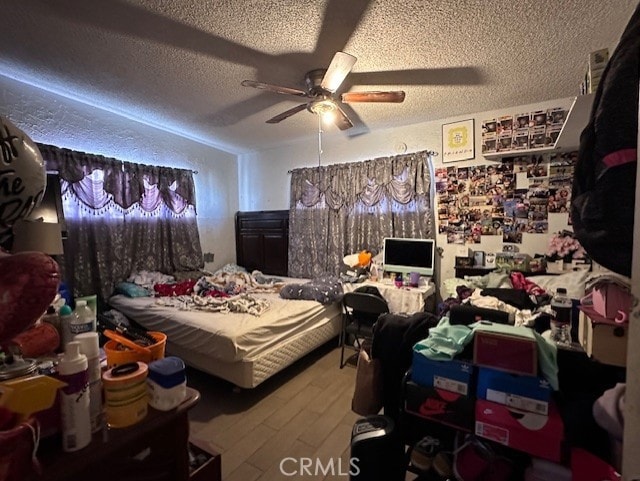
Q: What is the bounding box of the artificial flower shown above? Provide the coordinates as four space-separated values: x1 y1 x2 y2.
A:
547 230 586 262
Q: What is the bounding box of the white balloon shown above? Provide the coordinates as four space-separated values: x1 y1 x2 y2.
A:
0 117 46 238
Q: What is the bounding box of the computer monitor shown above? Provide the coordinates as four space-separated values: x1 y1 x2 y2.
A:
382 237 435 277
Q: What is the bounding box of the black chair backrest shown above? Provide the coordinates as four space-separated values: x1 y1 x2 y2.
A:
343 292 389 315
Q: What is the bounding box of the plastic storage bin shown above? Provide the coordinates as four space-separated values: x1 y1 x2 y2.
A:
147 356 187 411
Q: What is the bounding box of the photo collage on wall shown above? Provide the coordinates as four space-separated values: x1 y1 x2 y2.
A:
481 107 567 154
436 151 577 244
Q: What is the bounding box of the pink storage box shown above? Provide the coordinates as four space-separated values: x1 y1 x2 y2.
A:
475 399 564 462
571 448 621 481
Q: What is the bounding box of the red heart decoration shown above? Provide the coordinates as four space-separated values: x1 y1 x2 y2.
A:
0 252 60 342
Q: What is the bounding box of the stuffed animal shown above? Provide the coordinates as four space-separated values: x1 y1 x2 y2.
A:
343 250 372 269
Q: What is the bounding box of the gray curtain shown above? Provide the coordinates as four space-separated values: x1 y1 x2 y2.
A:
289 150 434 278
38 144 203 305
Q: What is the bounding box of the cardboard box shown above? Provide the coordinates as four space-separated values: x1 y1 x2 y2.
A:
473 323 538 377
411 355 475 396
475 399 564 462
477 367 551 415
578 312 627 367
405 381 475 432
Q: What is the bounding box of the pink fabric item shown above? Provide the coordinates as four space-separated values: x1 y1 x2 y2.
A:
154 279 197 296
581 283 632 323
509 272 546 296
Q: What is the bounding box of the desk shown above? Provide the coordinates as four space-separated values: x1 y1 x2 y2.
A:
34 387 220 481
343 280 435 314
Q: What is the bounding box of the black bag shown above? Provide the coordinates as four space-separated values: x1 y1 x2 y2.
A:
571 3 640 277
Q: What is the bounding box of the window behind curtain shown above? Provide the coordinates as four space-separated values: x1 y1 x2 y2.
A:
288 150 434 279
37 144 203 305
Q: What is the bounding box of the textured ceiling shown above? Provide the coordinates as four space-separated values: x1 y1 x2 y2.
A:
1 0 637 154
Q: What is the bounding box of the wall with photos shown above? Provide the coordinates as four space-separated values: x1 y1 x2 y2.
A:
436 152 576 246
239 96 577 289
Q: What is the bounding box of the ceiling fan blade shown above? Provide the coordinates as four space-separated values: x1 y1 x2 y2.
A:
266 104 308 124
333 105 354 131
321 52 357 93
241 80 307 97
341 91 406 103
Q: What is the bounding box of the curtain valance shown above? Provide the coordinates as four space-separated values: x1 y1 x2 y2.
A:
290 151 430 210
37 143 196 213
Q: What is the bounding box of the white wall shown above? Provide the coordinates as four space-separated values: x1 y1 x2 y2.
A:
0 75 239 272
238 97 577 293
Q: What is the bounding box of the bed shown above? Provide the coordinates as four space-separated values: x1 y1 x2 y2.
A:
108 210 343 389
440 268 592 330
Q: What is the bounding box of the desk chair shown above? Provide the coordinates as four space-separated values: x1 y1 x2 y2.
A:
340 292 389 368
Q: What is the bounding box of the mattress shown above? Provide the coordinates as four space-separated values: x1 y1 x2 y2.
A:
166 316 342 388
108 292 341 364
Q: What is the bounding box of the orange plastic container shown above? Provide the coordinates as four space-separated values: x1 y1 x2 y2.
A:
104 331 167 368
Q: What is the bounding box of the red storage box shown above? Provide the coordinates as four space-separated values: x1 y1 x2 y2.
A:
475 399 564 462
473 324 538 377
571 448 621 481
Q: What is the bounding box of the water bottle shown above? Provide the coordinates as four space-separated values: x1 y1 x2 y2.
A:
550 287 572 345
58 341 92 452
73 300 96 333
74 332 103 433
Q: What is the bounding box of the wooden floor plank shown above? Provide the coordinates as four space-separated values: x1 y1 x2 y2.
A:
263 383 325 430
248 408 320 472
225 461 263 481
255 439 317 481
188 343 360 481
219 423 277 478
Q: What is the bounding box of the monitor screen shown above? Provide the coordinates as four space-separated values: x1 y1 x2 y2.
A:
383 237 435 277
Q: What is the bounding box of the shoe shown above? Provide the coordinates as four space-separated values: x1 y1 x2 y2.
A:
432 451 454 478
410 436 440 472
453 435 513 481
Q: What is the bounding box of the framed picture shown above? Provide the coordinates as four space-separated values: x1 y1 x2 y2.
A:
442 119 475 163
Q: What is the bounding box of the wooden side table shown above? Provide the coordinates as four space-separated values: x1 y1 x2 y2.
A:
33 387 219 481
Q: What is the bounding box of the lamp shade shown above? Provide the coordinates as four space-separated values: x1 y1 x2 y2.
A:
12 220 64 255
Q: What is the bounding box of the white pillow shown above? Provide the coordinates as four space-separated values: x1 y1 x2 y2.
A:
528 270 589 300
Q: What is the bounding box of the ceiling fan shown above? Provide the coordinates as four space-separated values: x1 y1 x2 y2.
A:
241 51 405 131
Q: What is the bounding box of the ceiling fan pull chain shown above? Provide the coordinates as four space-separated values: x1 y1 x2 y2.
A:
317 114 323 168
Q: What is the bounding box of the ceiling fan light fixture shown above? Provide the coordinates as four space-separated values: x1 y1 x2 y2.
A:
309 98 337 116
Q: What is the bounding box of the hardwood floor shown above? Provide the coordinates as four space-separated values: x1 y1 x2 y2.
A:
187 341 364 481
